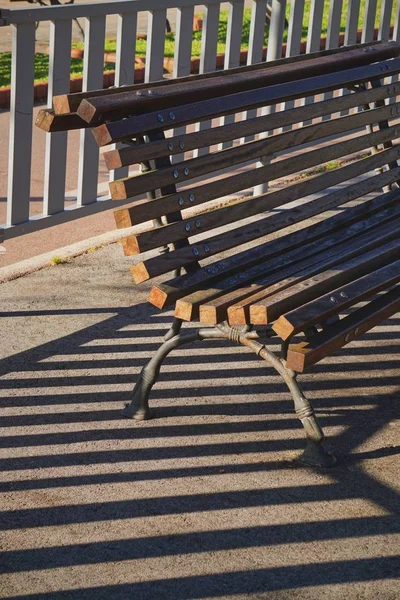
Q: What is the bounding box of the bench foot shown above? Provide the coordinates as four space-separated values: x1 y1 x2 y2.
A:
300 440 337 468
122 321 201 420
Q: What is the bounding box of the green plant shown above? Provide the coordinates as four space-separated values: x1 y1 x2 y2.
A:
50 255 71 265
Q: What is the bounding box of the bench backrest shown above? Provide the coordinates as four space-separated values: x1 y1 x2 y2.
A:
67 42 400 309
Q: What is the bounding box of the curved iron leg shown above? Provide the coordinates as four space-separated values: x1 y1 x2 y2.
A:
241 338 336 467
122 329 201 420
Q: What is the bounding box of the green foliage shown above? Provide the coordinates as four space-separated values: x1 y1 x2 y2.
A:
50 255 71 265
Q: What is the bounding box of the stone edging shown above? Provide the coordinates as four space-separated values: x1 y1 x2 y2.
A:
0 27 392 109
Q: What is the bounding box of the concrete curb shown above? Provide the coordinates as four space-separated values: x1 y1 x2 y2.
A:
0 227 131 284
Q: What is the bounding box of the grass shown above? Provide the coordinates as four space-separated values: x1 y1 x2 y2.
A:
50 255 71 265
0 0 397 88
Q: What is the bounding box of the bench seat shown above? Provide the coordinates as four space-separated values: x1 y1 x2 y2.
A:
39 41 400 466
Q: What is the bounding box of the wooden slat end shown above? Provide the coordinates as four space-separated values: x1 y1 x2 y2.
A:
53 94 73 115
121 236 140 256
148 286 169 309
109 180 128 200
227 306 249 326
130 262 150 284
175 299 197 321
286 342 309 373
35 109 54 132
114 208 133 230
249 304 268 325
272 316 295 341
104 149 123 170
91 123 113 147
77 98 98 124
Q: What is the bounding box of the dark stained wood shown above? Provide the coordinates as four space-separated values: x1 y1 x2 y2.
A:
114 138 400 231
35 109 89 133
148 170 400 308
249 233 400 325
131 155 400 282
78 43 400 124
53 41 386 114
172 182 400 320
273 259 400 341
286 286 400 372
104 83 398 169
110 104 398 202
91 58 400 145
199 205 400 325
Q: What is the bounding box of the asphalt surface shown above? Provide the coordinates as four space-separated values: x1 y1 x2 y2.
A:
0 236 399 599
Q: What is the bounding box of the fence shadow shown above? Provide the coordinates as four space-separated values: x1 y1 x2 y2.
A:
0 303 399 599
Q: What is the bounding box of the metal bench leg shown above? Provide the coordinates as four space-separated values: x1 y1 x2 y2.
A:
122 322 228 420
240 336 336 467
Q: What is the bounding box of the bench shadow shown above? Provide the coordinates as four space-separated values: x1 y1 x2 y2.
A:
1 302 399 598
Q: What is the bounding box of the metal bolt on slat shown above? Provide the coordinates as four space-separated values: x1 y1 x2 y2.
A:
179 141 185 149
354 328 359 336
178 197 184 206
157 114 164 123
195 220 201 228
184 167 189 176
169 112 176 120
189 193 195 202
193 247 199 256
345 334 351 343
340 291 348 298
168 142 173 151
173 170 179 178
330 296 338 303
204 244 210 252
185 223 191 232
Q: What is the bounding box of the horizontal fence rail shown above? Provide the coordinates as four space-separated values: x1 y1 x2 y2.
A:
0 0 399 240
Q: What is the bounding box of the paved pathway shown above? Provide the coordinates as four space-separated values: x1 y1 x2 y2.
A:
1 239 399 598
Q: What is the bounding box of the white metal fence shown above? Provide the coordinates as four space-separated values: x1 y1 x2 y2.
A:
0 0 399 240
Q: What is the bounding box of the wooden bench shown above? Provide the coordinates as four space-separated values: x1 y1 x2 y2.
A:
37 41 400 467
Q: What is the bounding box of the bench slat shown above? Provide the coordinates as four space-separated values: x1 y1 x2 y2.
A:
78 42 400 124
91 58 400 145
114 133 400 231
52 41 386 114
104 83 399 169
227 220 400 325
110 103 399 201
172 183 400 320
121 128 400 257
273 259 400 341
148 167 400 308
35 109 89 133
249 234 400 325
199 211 400 324
286 286 400 372
131 154 400 282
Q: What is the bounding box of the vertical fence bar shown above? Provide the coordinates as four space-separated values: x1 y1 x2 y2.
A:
193 2 220 157
242 0 268 142
379 0 394 41
219 0 245 149
6 22 35 226
77 16 106 206
254 0 286 196
43 19 72 216
145 9 167 82
393 0 400 41
344 0 361 45
109 11 137 182
322 0 344 120
301 0 324 125
172 5 195 163
361 0 378 43
282 0 305 130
